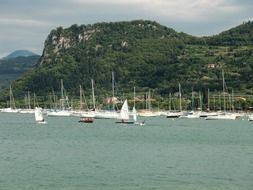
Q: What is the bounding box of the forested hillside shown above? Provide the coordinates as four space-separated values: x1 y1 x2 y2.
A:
0 20 252 109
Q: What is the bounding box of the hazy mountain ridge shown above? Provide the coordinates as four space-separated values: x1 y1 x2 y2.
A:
0 55 40 74
0 55 40 91
2 50 38 60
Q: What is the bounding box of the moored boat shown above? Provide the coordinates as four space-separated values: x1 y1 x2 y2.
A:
205 113 238 120
47 110 72 117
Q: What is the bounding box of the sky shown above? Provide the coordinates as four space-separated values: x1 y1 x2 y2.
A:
0 0 252 58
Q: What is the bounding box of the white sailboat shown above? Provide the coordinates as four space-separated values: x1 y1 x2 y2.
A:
133 106 145 126
166 83 185 118
116 99 134 124
179 111 201 119
248 114 253 121
35 107 46 124
47 79 72 117
206 113 235 120
1 85 19 113
19 91 34 114
93 75 119 119
138 89 160 117
205 70 238 120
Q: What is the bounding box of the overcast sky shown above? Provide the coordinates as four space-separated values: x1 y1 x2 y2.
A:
0 0 252 57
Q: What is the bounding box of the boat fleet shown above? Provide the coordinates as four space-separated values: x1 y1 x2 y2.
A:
1 70 253 123
1 95 253 124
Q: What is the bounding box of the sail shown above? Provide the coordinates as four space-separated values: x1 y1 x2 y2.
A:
120 99 129 120
35 107 44 122
132 106 137 122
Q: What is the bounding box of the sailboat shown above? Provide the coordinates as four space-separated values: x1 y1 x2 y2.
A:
248 114 253 121
71 85 95 118
116 99 134 124
35 107 47 124
20 91 34 114
132 106 145 126
1 85 19 113
94 74 119 119
166 83 184 118
47 79 72 117
138 89 160 117
206 70 238 120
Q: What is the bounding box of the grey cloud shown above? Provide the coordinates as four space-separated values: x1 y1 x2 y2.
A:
0 0 252 57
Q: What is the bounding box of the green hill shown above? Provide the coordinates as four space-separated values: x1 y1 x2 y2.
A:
0 20 253 109
205 21 253 45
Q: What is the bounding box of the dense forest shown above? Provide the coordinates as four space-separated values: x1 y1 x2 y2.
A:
0 20 253 110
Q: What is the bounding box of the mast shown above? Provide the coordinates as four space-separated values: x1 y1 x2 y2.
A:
179 83 182 111
213 94 216 111
229 93 232 111
232 89 234 112
34 93 36 108
145 92 148 110
199 91 202 111
60 79 64 110
112 71 115 110
24 94 27 109
28 91 31 109
52 89 56 109
9 85 12 108
191 87 194 111
80 85 83 110
213 95 216 111
91 79 96 110
9 85 16 109
148 89 151 111
222 70 226 112
169 92 172 111
219 92 222 111
133 86 136 108
207 88 210 111
61 79 64 100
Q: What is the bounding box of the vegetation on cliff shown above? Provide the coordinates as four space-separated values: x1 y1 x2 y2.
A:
0 20 253 110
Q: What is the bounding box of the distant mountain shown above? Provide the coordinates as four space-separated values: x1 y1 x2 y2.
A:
2 50 38 60
0 55 40 74
0 55 40 91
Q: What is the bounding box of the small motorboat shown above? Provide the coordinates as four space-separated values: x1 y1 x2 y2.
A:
79 117 94 123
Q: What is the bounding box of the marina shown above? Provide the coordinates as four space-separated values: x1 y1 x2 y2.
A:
0 0 252 189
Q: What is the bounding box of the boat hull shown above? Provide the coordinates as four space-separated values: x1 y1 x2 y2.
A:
116 121 134 124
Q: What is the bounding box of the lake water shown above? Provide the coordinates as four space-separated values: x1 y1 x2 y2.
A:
0 113 253 190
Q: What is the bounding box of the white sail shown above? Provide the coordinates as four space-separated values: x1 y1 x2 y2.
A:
132 106 137 122
248 114 253 121
35 107 44 122
132 106 145 126
120 99 129 120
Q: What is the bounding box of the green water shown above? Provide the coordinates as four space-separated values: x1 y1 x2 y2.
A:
0 113 253 190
